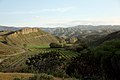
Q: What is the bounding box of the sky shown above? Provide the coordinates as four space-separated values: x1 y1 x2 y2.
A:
0 0 120 27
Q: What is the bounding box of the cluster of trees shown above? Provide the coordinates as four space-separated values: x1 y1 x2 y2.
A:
26 39 120 80
26 51 67 77
66 50 100 79
14 73 54 80
66 39 120 80
49 43 62 48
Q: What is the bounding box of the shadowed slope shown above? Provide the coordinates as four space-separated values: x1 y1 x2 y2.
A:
93 31 120 46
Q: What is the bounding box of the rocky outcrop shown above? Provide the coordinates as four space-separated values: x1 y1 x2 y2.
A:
20 28 38 34
10 28 39 37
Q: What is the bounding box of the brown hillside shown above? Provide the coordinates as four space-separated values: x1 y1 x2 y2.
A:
5 28 58 46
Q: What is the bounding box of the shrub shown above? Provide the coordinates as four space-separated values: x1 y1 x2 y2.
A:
13 73 54 80
49 43 62 48
66 49 100 79
26 51 67 73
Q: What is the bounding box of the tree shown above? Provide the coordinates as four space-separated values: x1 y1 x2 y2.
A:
66 50 100 79
49 43 62 48
70 41 88 52
93 39 120 80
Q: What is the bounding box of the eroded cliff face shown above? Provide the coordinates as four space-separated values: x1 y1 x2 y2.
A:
20 28 38 34
10 28 39 37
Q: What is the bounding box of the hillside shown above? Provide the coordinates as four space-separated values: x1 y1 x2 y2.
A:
5 28 58 46
0 42 22 55
0 28 58 55
93 30 120 46
42 25 120 46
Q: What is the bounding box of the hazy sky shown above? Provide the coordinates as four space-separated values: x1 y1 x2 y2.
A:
0 0 120 27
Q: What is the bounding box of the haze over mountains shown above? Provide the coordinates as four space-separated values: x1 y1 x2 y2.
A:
0 26 20 31
1 25 120 38
1 25 120 31
0 25 120 79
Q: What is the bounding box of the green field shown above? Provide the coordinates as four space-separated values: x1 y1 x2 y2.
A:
27 45 50 49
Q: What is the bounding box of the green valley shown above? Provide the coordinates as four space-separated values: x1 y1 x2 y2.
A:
0 26 120 80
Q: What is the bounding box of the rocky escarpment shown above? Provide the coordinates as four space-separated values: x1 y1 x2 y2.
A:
20 28 38 34
10 28 38 37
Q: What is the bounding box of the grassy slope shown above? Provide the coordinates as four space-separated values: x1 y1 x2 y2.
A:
0 73 69 80
0 42 22 55
0 33 22 55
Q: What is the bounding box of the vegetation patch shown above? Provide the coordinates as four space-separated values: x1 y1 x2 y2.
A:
27 45 50 49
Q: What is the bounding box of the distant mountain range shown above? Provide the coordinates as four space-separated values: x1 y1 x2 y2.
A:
1 25 120 38
41 25 120 38
1 25 120 31
0 26 20 31
41 25 120 47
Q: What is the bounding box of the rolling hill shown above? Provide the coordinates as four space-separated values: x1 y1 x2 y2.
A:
5 28 58 46
0 28 58 55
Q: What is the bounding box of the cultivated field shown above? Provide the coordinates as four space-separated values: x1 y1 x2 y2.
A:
0 45 79 72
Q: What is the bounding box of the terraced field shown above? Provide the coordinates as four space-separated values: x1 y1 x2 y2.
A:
29 47 80 59
0 48 39 71
0 47 80 72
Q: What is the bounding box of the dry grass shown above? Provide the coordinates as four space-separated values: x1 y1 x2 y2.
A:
0 73 74 80
0 73 33 80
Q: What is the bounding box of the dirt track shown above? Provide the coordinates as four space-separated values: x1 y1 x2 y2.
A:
0 50 26 63
0 73 33 80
